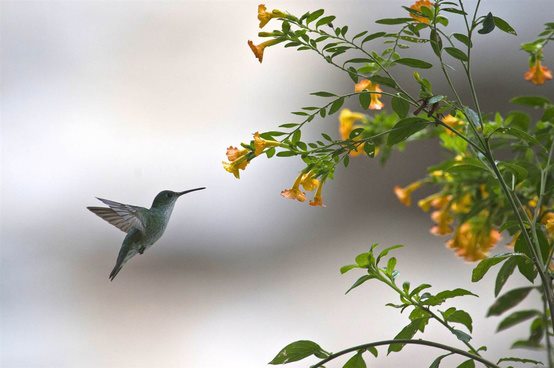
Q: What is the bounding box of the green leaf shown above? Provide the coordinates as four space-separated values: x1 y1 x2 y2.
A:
387 117 429 145
316 15 335 28
457 359 475 368
430 29 442 56
477 12 495 34
388 318 426 353
386 257 397 275
329 97 345 115
269 340 326 364
430 353 453 368
410 284 432 297
452 329 472 343
375 18 414 25
266 147 276 158
514 240 537 282
367 346 378 358
345 275 374 294
471 253 511 282
392 96 410 118
444 47 468 62
340 264 358 274
499 162 528 183
291 130 302 145
276 151 297 157
495 256 518 297
361 32 386 44
510 96 551 109
453 33 472 48
487 287 534 316
423 288 477 306
497 310 541 332
463 106 480 127
395 57 433 69
343 352 366 368
497 357 543 365
306 9 325 24
359 92 370 110
498 127 541 146
311 91 337 97
377 244 404 262
446 309 473 333
493 16 517 35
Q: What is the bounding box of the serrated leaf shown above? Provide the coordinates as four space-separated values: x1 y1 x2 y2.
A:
497 310 541 332
487 287 534 316
493 16 517 35
471 253 511 282
387 117 429 145
269 340 326 364
444 47 468 61
395 57 433 69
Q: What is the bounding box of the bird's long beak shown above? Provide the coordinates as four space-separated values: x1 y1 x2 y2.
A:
177 187 206 196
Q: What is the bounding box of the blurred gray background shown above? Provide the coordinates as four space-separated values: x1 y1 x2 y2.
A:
1 1 553 367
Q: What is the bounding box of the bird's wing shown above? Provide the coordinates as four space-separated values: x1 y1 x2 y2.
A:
87 198 147 233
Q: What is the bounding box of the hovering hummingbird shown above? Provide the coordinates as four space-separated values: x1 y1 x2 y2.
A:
87 188 206 281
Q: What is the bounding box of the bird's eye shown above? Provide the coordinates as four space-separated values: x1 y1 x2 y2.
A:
166 192 172 198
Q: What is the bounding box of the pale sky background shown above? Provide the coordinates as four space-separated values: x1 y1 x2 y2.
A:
1 1 553 367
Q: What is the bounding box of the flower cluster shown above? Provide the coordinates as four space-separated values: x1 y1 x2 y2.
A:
222 132 280 179
281 171 325 207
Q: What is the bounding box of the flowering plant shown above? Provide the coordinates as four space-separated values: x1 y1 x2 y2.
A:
225 2 553 367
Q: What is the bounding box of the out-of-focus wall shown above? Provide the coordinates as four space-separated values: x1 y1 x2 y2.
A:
1 1 552 367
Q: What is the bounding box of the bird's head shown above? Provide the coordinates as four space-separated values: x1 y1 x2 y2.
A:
151 187 206 208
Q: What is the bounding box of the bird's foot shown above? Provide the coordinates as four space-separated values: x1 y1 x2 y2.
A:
139 247 145 254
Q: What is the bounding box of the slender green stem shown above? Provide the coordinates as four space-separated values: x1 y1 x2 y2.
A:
311 339 500 368
544 292 553 368
376 270 481 356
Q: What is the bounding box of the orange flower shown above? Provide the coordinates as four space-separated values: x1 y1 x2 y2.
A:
257 4 285 28
542 212 554 238
354 80 384 110
281 174 306 202
247 39 279 63
451 193 472 214
223 146 250 179
253 132 280 156
524 59 553 85
226 146 248 161
394 181 423 206
300 171 320 191
418 193 440 212
447 222 501 262
309 180 325 207
441 114 465 135
428 194 454 236
338 109 367 156
409 0 433 24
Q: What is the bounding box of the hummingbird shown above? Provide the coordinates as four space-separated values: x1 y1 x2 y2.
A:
87 188 206 281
